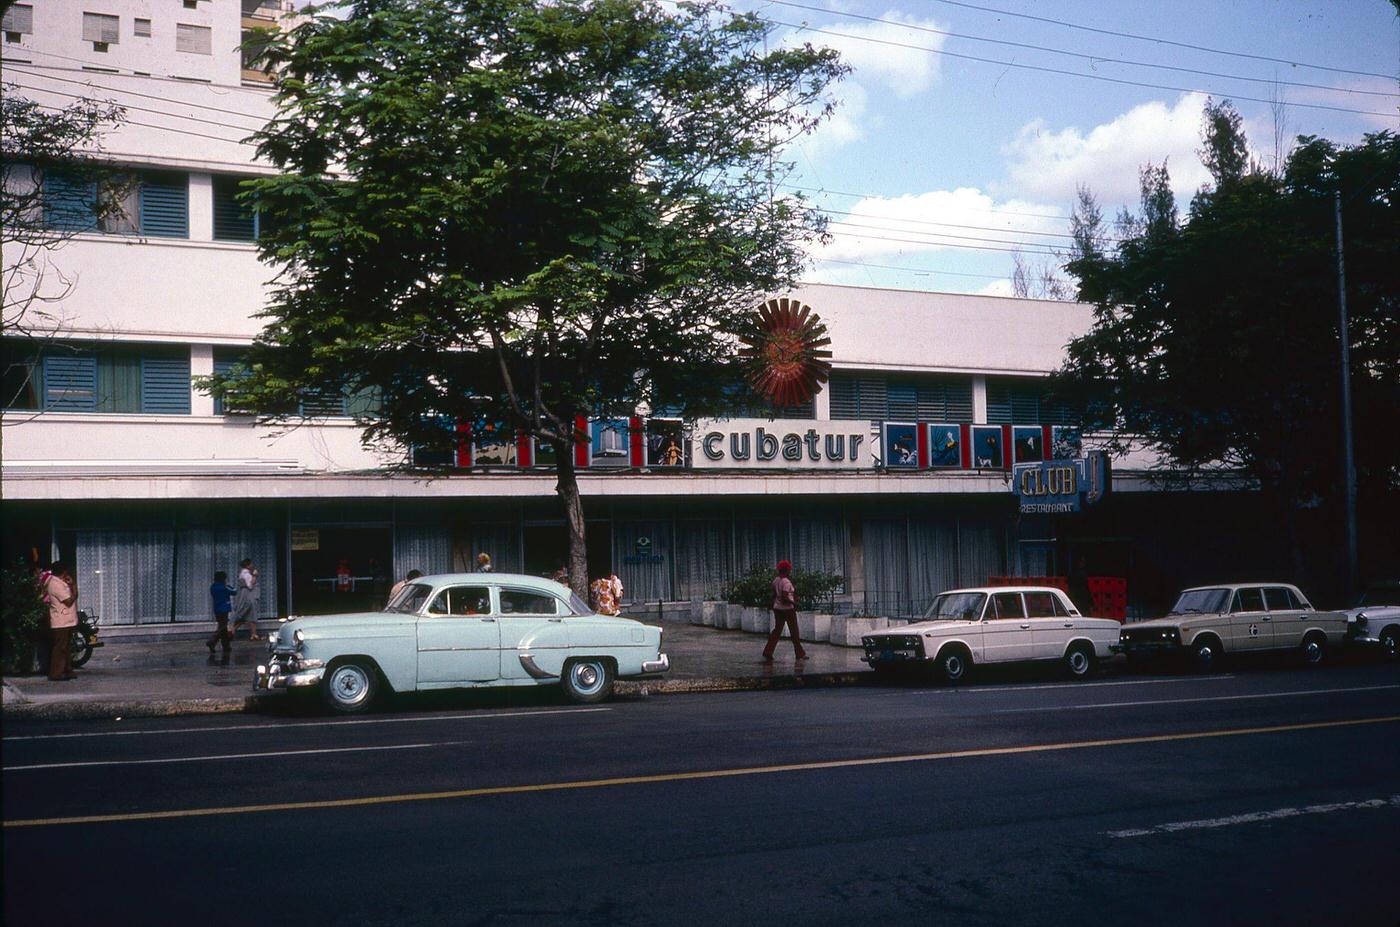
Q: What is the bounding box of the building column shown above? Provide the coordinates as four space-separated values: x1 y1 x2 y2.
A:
190 343 215 416
846 509 865 611
972 375 988 423
814 381 830 420
188 173 214 242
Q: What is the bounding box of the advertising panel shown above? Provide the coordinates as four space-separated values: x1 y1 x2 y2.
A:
690 418 875 469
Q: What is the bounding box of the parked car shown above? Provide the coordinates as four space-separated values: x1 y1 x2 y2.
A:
254 573 669 712
861 586 1122 684
1116 583 1347 672
1343 580 1400 661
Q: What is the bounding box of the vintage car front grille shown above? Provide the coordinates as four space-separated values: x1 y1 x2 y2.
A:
1120 627 1181 645
864 635 925 659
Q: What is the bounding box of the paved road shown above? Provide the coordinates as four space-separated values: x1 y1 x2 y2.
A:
5 659 1399 926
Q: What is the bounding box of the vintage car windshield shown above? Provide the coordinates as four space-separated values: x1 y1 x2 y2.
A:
924 592 987 621
566 591 592 616
386 583 433 614
1357 586 1400 607
1169 588 1230 615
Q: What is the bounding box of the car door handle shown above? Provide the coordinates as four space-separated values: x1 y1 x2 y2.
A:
1261 616 1271 621
1020 623 1031 629
481 617 496 623
547 618 562 623
1063 622 1074 628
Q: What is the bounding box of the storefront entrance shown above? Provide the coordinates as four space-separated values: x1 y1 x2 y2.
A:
289 524 394 615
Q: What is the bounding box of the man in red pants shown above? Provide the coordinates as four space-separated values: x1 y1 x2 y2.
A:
762 560 808 662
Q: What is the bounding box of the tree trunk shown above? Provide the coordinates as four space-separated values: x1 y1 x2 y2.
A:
552 439 591 601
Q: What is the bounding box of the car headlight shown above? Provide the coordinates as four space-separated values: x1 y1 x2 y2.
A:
267 631 279 645
1354 612 1368 626
293 629 305 645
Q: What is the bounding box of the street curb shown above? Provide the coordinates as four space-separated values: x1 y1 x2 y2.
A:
1 697 253 722
0 671 873 722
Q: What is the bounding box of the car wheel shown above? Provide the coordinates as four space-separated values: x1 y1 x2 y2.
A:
322 660 378 714
69 630 94 668
561 658 614 704
1299 633 1326 668
1064 643 1096 679
1190 638 1220 674
1379 626 1399 662
937 647 969 686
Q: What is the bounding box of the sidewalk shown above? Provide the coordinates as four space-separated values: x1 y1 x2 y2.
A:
1 622 872 721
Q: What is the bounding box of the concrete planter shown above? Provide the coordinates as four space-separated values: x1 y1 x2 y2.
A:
796 611 830 642
741 607 770 633
688 599 705 625
700 601 723 627
828 615 889 647
723 603 745 630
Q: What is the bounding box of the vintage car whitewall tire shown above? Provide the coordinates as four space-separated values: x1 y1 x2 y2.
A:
561 658 615 704
323 660 379 713
1064 642 1096 679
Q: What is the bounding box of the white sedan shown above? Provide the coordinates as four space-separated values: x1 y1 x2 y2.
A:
861 586 1121 684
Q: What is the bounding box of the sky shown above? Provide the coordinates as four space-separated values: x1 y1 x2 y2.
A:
729 0 1400 295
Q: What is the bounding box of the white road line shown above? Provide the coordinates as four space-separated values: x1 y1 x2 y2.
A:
992 683 1400 713
2 707 612 742
1108 795 1400 838
882 675 1236 696
3 741 468 772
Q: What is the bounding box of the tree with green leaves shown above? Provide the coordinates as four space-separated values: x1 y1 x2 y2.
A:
1055 99 1399 589
211 0 845 596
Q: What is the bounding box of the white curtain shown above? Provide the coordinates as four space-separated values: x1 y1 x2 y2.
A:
76 530 174 625
861 518 911 616
793 516 847 584
908 518 959 617
173 527 280 622
957 518 1006 588
675 519 733 601
734 517 785 576
395 523 454 580
465 522 520 574
612 519 672 604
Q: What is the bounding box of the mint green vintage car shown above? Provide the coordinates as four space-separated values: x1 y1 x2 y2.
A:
254 573 669 712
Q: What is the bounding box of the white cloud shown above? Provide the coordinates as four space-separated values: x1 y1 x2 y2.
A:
1000 93 1215 209
810 187 1066 261
785 12 948 155
976 279 1015 297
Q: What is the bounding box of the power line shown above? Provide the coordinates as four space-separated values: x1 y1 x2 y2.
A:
14 47 274 95
10 81 265 138
820 225 1062 256
764 17 1399 119
31 101 256 147
785 184 1073 222
6 67 272 127
814 202 1121 242
766 0 1400 99
827 218 1067 252
919 0 1398 82
810 257 1012 281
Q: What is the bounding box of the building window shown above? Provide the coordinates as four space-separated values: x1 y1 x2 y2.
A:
41 169 189 239
3 3 33 42
212 175 258 241
176 22 211 54
184 0 199 8
827 372 972 422
10 342 191 414
134 18 151 37
82 12 120 49
985 378 1074 426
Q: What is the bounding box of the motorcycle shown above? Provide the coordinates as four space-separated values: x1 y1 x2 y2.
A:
70 609 104 668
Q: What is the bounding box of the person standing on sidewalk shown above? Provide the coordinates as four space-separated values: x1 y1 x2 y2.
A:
42 561 79 681
475 552 494 573
762 560 808 663
207 570 235 663
230 558 261 641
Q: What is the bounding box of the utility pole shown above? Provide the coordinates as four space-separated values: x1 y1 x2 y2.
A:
1334 190 1358 601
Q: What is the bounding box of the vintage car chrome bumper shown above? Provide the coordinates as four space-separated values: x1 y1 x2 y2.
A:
640 653 670 675
254 654 326 693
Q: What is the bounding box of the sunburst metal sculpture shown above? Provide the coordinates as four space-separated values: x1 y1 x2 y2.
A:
739 298 833 408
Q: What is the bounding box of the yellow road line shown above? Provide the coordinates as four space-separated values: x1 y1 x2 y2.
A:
7 714 1398 829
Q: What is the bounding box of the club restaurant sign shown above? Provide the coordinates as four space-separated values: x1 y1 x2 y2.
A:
690 418 875 470
1012 451 1110 513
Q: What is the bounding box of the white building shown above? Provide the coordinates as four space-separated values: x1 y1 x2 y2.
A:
2 2 1273 625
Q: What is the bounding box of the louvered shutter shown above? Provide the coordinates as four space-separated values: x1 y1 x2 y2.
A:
3 4 33 34
82 12 120 43
1010 387 1040 423
139 172 188 238
300 389 347 417
43 171 98 232
141 355 191 414
43 354 97 411
985 382 1012 423
212 175 256 241
175 23 211 54
886 380 918 420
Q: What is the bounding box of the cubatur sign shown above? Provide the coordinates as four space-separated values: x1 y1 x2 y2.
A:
690 418 876 470
1012 451 1110 513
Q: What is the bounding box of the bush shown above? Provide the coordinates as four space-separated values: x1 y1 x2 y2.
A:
2 560 45 676
722 563 843 610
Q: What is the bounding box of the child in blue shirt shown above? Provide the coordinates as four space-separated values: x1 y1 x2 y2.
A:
207 571 236 663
